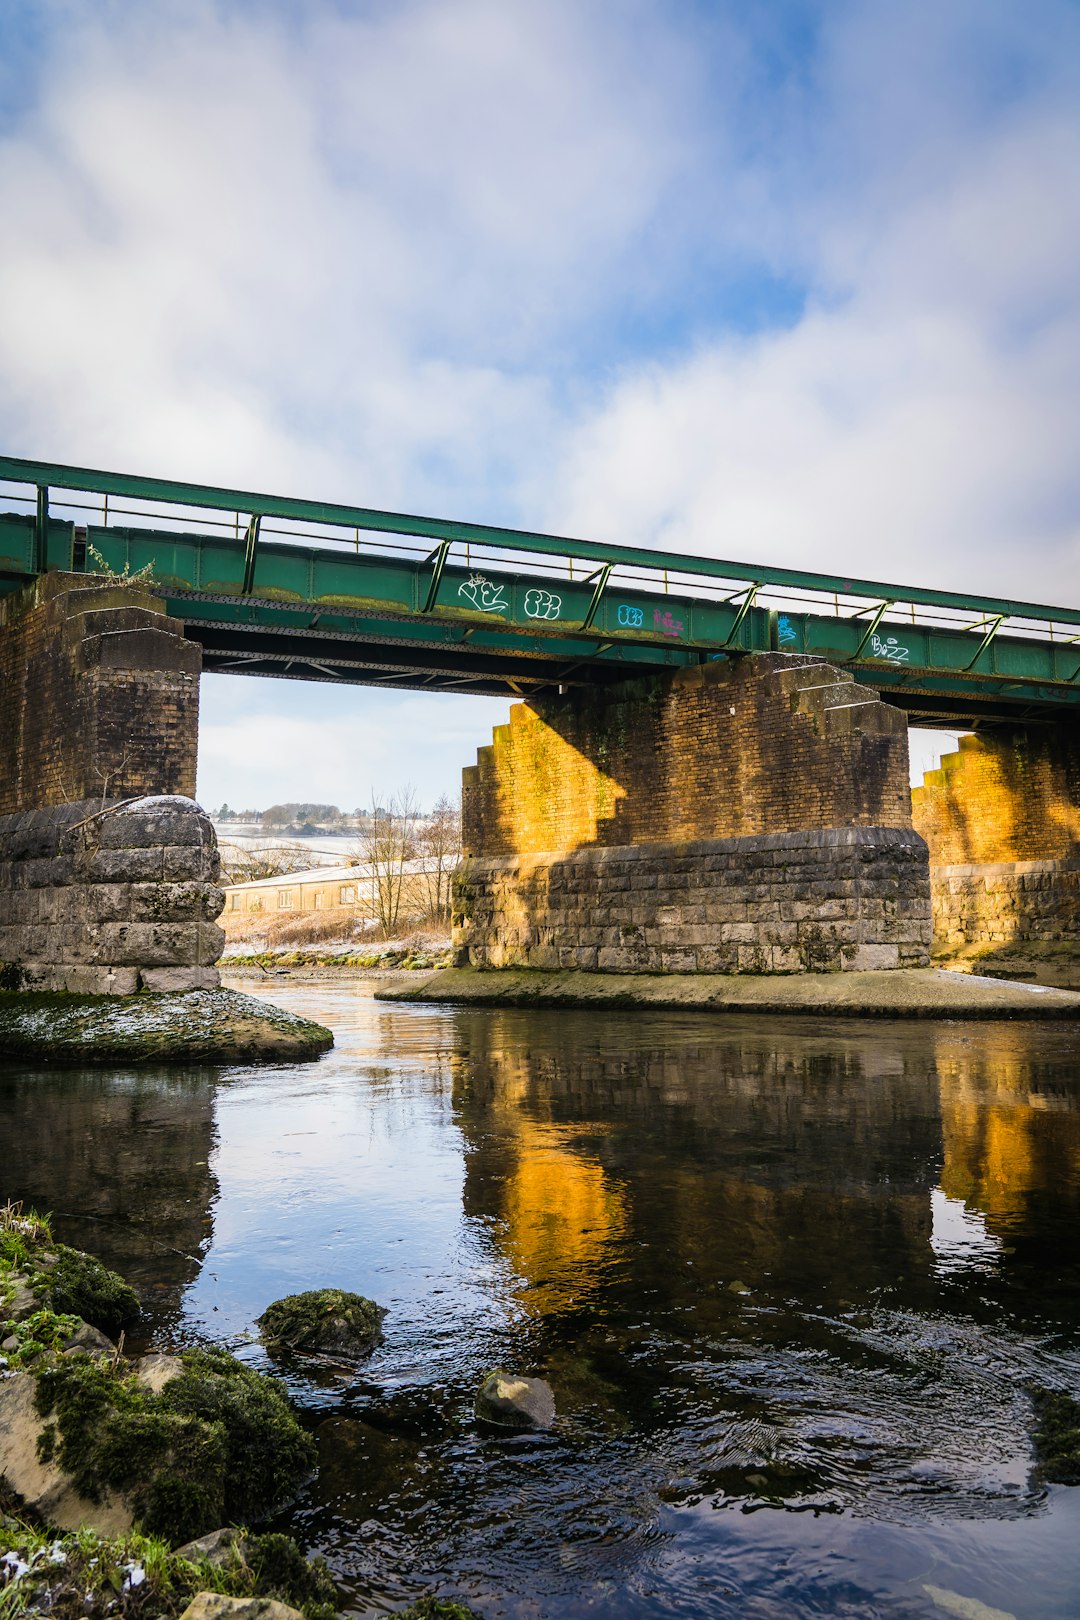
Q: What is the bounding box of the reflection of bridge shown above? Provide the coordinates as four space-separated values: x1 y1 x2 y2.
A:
1 455 1077 992
2 455 1079 723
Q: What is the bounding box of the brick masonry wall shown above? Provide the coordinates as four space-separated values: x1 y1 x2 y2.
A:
0 572 200 815
454 828 931 974
912 726 1080 951
931 858 1080 948
912 726 1080 866
458 653 927 975
462 653 912 857
0 796 225 994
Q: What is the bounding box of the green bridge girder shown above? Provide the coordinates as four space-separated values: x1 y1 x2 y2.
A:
1 455 1079 726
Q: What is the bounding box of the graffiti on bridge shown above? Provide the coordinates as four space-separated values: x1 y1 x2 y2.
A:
524 588 562 621
458 574 508 614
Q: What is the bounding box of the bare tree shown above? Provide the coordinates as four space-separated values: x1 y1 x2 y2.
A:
355 785 422 935
418 795 461 924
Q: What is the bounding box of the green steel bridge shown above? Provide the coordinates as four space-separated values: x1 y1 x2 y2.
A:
2 454 1078 727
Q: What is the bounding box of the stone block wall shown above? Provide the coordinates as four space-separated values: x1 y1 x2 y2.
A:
0 571 200 815
0 797 225 994
463 653 913 858
912 727 1080 865
913 727 1080 953
931 858 1080 949
454 829 932 974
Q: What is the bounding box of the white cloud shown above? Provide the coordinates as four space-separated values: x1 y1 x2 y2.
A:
544 8 1080 603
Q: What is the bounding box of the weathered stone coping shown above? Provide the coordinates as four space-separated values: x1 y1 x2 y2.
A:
375 966 1080 1019
0 987 334 1065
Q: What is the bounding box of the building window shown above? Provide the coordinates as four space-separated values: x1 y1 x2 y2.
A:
314 892 324 909
339 886 356 905
249 896 262 912
230 893 240 910
278 890 294 910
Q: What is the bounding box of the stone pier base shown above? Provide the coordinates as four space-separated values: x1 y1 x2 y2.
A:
454 826 931 975
932 857 1080 950
0 797 225 994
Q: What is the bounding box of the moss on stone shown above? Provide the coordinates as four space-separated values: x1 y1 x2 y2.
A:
1031 1388 1080 1484
32 1346 316 1544
160 1349 317 1522
243 1533 338 1620
42 1245 141 1338
257 1289 384 1360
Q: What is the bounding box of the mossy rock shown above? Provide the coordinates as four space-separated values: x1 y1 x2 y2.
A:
33 1345 316 1543
257 1289 385 1361
1032 1388 1080 1483
41 1244 141 1338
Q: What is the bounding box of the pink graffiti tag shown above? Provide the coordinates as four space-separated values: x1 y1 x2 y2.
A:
653 609 684 639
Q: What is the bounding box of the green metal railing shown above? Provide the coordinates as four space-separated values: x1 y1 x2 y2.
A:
2 453 1078 715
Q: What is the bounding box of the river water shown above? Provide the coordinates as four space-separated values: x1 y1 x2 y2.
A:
4 980 1080 1619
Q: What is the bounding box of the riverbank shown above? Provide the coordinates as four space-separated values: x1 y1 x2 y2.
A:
0 987 334 1065
376 965 1080 1018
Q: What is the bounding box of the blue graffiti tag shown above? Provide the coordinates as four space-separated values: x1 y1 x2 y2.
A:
617 603 644 628
778 614 798 645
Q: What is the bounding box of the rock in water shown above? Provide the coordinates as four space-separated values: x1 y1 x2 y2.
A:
475 1370 555 1431
257 1289 385 1360
61 1321 116 1357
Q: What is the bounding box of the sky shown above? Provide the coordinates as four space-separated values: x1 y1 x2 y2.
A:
2 0 1078 810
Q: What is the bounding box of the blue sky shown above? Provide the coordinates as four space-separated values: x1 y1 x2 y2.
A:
1 0 1078 809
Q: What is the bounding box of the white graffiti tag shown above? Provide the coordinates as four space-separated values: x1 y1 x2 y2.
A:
458 573 508 614
523 587 562 621
870 634 910 664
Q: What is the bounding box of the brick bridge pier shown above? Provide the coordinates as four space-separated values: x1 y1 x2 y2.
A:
1 571 1078 989
0 572 223 993
457 656 1080 975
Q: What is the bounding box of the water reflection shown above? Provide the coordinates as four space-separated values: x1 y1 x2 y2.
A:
3 989 1079 1619
0 1066 219 1339
451 1013 1080 1335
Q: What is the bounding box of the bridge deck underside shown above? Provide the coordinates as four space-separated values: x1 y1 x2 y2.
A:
186 608 1070 727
